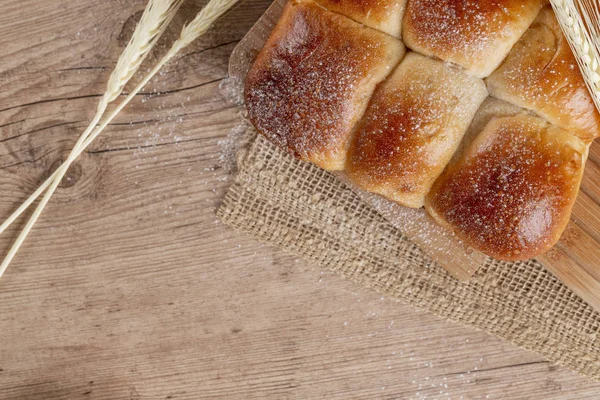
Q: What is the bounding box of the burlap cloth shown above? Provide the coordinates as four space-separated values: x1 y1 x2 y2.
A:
217 127 600 381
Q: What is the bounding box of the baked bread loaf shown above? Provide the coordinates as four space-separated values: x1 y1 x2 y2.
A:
346 52 487 208
245 0 599 260
425 114 588 260
315 0 407 38
487 6 600 142
402 0 546 78
244 0 405 171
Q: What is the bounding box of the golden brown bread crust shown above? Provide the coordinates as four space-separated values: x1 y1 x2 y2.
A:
402 0 545 78
425 115 588 261
244 0 405 171
487 6 600 142
346 52 487 208
244 0 595 260
315 0 407 37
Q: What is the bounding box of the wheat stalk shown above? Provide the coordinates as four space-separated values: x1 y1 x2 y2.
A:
0 0 240 280
0 0 184 279
104 0 186 103
0 0 243 241
0 0 185 239
551 0 600 113
82 0 243 150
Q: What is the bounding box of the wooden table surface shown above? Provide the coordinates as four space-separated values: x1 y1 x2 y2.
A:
0 0 599 398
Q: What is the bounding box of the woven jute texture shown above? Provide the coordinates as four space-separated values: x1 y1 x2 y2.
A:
217 131 600 381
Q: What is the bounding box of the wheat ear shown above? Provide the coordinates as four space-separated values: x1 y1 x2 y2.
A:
0 0 184 279
551 0 600 112
0 0 240 241
0 0 241 235
71 0 243 159
77 0 244 155
0 0 185 239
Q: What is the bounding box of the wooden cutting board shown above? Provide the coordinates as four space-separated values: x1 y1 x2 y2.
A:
229 0 600 313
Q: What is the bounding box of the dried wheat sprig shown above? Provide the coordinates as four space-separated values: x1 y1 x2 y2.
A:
0 0 185 240
551 0 600 113
0 0 240 279
0 0 241 238
104 0 186 103
43 0 243 181
80 0 243 155
0 0 184 279
0 0 240 235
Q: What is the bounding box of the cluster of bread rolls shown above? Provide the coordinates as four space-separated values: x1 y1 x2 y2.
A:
244 0 600 261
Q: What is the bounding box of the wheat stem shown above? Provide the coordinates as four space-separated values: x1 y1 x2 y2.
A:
0 0 184 237
0 0 241 241
0 0 240 279
77 0 243 154
0 0 184 279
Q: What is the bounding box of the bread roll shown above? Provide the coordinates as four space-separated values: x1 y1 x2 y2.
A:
402 0 545 78
426 114 588 261
346 52 487 208
244 0 406 171
244 0 597 261
314 0 407 38
487 6 600 142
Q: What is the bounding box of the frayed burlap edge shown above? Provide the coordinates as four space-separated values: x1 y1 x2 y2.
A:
217 132 600 381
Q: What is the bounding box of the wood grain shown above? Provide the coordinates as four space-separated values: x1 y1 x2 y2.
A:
0 0 599 398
